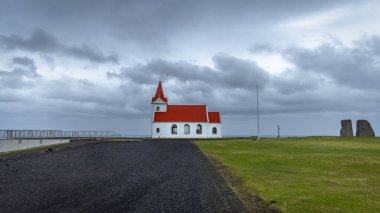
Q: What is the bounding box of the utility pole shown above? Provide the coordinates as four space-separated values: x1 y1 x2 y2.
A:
256 84 260 141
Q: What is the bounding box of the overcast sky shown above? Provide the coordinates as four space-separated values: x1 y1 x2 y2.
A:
1 0 379 136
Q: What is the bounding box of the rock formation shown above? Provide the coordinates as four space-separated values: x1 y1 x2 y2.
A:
340 119 353 136
356 120 375 137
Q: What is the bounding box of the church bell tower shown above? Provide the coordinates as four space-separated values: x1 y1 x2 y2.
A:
151 81 168 113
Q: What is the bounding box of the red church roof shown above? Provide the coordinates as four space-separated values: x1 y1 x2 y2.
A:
151 81 168 103
208 112 221 123
154 105 208 122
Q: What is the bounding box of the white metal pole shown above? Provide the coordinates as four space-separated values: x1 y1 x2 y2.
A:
257 84 260 141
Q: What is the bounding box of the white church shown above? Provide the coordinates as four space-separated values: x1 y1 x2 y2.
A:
151 81 222 138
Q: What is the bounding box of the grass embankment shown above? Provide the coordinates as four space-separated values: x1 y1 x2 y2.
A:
196 137 380 213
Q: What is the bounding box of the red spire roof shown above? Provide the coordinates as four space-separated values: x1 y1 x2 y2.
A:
152 81 168 103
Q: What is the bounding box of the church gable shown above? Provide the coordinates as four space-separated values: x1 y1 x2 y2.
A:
208 112 221 123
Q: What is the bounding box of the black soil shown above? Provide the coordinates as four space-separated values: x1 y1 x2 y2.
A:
0 140 247 212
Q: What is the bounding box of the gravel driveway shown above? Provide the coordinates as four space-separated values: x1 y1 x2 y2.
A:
0 139 246 212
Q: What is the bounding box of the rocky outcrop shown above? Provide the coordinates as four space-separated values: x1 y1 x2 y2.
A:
340 120 353 136
356 120 375 137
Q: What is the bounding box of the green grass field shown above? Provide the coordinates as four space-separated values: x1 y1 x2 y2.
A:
196 137 380 213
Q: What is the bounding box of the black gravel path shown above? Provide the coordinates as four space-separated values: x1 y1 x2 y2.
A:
0 140 247 212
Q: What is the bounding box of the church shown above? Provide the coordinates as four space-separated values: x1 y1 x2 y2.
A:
151 81 222 138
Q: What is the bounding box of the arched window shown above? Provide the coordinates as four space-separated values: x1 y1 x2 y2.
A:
212 127 217 134
157 106 160 111
196 124 202 134
156 128 160 133
172 124 177 135
184 124 190 135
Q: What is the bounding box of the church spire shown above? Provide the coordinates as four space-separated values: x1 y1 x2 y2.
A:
152 81 168 103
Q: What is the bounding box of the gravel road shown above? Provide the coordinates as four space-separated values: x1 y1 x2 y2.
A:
0 139 247 212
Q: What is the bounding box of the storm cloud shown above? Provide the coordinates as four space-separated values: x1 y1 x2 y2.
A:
110 35 380 116
283 36 380 90
111 54 269 90
0 56 40 89
0 29 119 64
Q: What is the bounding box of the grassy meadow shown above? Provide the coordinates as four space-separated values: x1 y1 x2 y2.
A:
195 137 380 213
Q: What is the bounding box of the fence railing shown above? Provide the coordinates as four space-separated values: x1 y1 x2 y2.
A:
0 130 121 139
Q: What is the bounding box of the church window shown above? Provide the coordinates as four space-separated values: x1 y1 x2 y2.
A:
196 124 202 134
156 128 160 133
172 124 177 135
157 106 160 111
184 124 190 135
212 127 217 134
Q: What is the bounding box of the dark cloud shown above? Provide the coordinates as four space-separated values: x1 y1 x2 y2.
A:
0 0 364 54
0 29 119 64
354 35 380 56
12 56 37 72
65 45 118 64
0 56 39 89
108 34 380 119
111 54 269 91
270 71 323 95
213 54 269 88
283 36 380 90
0 29 59 52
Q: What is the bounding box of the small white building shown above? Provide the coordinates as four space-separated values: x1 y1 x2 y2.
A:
151 81 222 138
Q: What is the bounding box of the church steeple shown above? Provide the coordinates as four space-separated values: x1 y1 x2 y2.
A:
152 81 168 103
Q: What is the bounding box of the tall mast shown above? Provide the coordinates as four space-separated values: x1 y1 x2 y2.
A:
256 84 260 141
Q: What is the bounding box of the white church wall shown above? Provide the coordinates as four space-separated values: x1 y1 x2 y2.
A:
208 123 222 138
152 122 216 138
